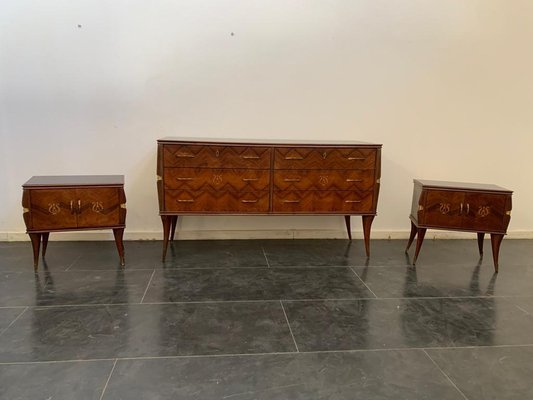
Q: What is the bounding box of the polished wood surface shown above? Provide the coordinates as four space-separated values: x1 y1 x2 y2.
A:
22 175 126 269
157 138 382 261
406 179 513 272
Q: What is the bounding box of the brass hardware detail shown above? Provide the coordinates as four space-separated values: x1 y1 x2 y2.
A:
322 151 327 159
120 203 127 209
346 179 362 182
92 202 104 213
282 200 300 203
283 178 301 182
156 175 162 181
284 156 304 160
418 205 424 211
241 199 258 203
478 206 490 217
318 176 329 186
22 207 29 214
242 178 259 182
70 200 74 212
506 210 512 216
242 155 259 159
177 199 194 203
215 149 220 157
439 203 451 214
460 203 463 214
348 157 365 160
344 200 361 203
466 203 470 214
212 174 223 185
48 203 60 215
176 177 193 181
376 179 381 184
176 153 195 158
78 200 81 213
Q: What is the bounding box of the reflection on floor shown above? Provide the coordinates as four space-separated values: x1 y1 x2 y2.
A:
1 239 533 399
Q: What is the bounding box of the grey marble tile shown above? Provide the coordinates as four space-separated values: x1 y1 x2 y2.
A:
104 350 463 400
283 298 533 352
0 241 79 272
426 346 533 400
354 262 533 298
142 267 373 303
0 360 114 400
0 269 153 306
0 302 295 362
0 308 25 334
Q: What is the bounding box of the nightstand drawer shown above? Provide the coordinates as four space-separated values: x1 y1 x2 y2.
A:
163 145 271 169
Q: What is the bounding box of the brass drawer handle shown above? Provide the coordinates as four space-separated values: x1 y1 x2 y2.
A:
177 199 194 203
284 156 303 160
466 203 470 214
176 153 195 158
344 200 361 203
283 178 301 182
78 200 82 213
242 178 259 182
70 200 74 212
347 157 365 160
346 179 363 182
282 200 300 203
242 155 260 159
460 203 463 214
241 199 258 203
176 177 194 181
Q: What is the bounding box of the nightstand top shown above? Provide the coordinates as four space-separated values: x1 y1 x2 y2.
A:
414 179 512 193
23 175 124 187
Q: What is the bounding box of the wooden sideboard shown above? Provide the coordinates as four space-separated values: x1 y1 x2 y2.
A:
22 175 127 269
406 179 512 272
157 137 382 260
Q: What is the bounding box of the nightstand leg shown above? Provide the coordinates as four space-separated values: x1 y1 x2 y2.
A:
406 221 417 253
42 233 50 257
413 228 426 265
113 228 125 266
477 232 485 256
490 233 504 273
344 215 352 240
29 233 41 270
362 215 374 257
170 216 179 241
161 216 172 262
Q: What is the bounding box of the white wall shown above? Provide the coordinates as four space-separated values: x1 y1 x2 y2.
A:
1 0 532 240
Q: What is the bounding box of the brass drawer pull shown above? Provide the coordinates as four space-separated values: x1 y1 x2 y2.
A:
70 200 74 212
460 203 463 214
176 153 195 158
346 179 362 182
344 200 361 203
241 199 258 203
284 156 304 160
242 155 260 159
176 177 194 181
242 178 259 182
283 178 301 182
282 200 300 203
177 199 194 203
466 203 470 214
78 200 82 213
347 157 365 160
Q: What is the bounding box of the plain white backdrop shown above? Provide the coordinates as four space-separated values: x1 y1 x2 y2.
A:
1 0 532 240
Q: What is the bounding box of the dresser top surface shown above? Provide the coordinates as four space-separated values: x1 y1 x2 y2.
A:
414 179 512 193
23 175 124 187
158 137 382 147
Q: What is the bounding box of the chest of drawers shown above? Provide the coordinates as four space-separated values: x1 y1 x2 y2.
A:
157 138 382 260
22 175 127 269
406 179 512 272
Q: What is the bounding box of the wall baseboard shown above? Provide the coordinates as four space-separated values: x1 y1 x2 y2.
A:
1 229 533 241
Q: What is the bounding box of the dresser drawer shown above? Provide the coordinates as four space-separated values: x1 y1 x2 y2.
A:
163 145 271 169
273 191 374 213
164 168 270 191
273 169 375 191
274 148 376 170
164 190 269 213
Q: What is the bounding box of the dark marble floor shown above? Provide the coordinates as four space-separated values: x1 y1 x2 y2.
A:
1 239 533 399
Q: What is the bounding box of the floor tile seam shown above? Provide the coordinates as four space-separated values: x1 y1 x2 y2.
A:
422 349 470 400
349 267 378 298
64 255 82 271
0 306 28 338
99 358 118 400
261 246 271 268
139 269 156 304
3 344 533 365
280 300 300 352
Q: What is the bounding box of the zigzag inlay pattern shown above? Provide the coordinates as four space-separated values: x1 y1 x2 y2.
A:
274 148 376 170
164 145 271 169
164 168 270 191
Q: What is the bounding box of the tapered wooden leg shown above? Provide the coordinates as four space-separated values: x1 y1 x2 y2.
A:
170 216 179 241
41 232 50 257
344 215 352 240
29 233 41 270
361 215 375 257
413 228 426 265
406 221 417 253
490 233 504 273
161 215 172 262
477 232 485 256
113 228 125 266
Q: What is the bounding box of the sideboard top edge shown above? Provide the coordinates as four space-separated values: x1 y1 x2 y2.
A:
157 137 382 147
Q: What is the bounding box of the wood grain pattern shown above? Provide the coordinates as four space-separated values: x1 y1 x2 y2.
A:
164 190 270 213
272 190 374 213
163 145 271 169
164 168 270 191
274 148 376 170
273 169 375 191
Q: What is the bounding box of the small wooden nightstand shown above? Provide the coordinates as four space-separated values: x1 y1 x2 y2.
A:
22 175 126 269
406 179 512 272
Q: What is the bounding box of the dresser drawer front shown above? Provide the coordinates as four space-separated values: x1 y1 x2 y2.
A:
163 145 271 169
164 190 269 213
273 169 375 191
273 191 374 213
76 188 121 228
164 168 270 191
29 189 78 230
274 148 376 170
